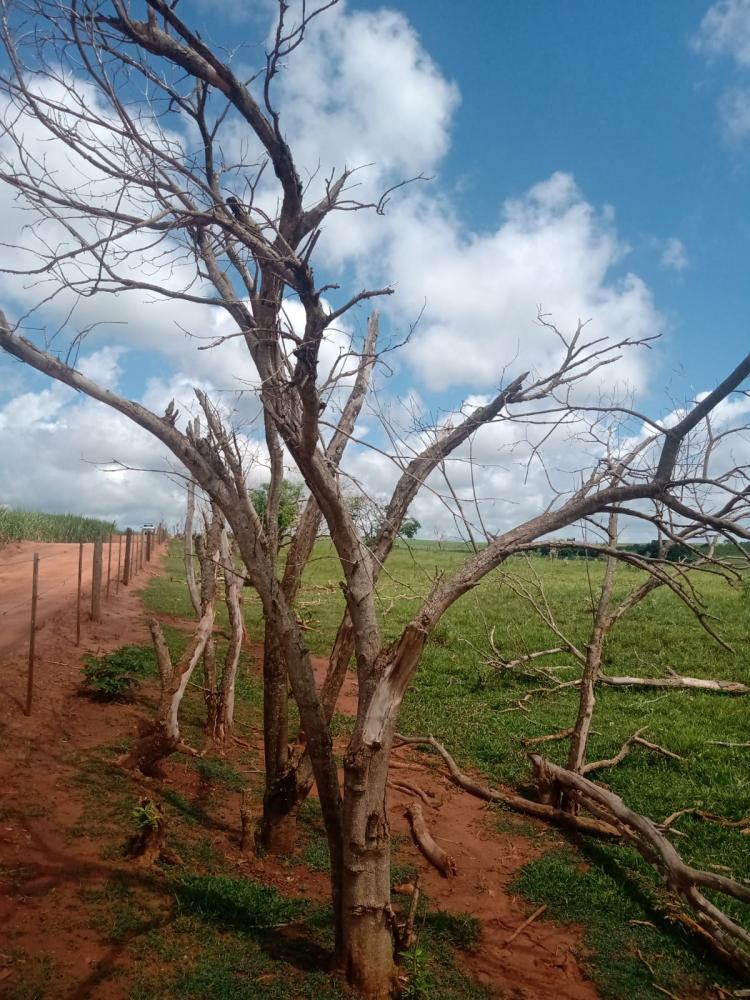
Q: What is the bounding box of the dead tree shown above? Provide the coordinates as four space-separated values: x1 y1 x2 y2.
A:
1 5 750 997
488 490 748 792
124 615 215 777
529 755 750 977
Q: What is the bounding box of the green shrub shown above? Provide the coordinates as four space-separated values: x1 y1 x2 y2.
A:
81 645 154 700
400 946 431 1000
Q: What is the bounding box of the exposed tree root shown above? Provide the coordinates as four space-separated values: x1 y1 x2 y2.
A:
529 755 750 978
388 778 433 805
395 734 620 839
405 801 457 878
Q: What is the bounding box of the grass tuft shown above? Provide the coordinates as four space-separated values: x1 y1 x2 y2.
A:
171 873 307 930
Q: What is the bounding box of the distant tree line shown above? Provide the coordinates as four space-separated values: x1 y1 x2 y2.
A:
530 540 700 562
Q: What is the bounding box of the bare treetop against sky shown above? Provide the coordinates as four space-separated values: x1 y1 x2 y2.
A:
0 0 748 532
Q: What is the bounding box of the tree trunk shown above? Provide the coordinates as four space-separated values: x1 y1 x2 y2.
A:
184 472 201 616
123 614 214 776
213 532 244 744
202 635 219 738
259 620 292 852
566 513 618 785
262 616 356 840
340 735 397 1000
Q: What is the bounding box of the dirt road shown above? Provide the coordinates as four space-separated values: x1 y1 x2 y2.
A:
0 539 123 657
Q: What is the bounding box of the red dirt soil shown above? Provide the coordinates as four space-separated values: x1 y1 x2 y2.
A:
0 543 601 999
0 540 124 657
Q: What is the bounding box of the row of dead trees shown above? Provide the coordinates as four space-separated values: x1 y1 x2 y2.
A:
0 3 749 994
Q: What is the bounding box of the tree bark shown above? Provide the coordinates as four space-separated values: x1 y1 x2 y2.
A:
259 621 293 853
341 734 398 1000
184 474 201 617
213 531 244 744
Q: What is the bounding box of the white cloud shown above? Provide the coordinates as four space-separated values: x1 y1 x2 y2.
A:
384 173 659 394
693 0 750 67
693 1 750 140
0 350 186 527
275 4 458 185
659 236 690 272
719 85 750 137
0 3 693 539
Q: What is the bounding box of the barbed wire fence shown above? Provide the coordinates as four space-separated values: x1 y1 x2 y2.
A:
0 523 169 715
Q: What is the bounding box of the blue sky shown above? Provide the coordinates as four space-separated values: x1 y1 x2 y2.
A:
355 0 749 396
0 0 749 531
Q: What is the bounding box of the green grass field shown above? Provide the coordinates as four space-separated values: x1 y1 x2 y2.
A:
0 507 115 543
138 539 750 999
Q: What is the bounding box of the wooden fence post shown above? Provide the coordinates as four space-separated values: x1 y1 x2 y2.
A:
123 528 133 586
116 533 122 594
76 542 83 646
146 531 152 562
25 553 39 716
91 537 103 623
106 532 113 598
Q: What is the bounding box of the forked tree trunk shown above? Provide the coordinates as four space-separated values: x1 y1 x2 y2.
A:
124 614 215 776
261 616 356 849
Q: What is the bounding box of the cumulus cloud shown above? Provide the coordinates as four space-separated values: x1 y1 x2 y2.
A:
0 349 186 527
693 0 750 140
385 173 658 394
0 1 697 538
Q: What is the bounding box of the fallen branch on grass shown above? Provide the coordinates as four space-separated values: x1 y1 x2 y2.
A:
528 755 750 977
394 734 620 838
405 801 457 878
497 669 750 713
583 728 682 774
521 727 575 746
661 807 750 835
598 673 750 694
